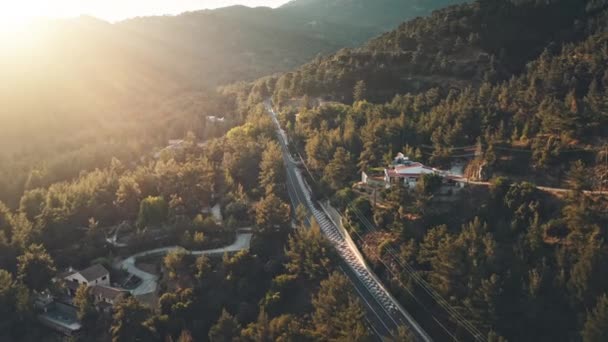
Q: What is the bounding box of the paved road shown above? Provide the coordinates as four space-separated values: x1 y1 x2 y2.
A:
467 180 608 196
118 232 253 296
267 101 313 227
265 102 432 341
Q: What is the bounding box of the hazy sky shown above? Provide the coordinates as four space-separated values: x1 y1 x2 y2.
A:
3 0 292 23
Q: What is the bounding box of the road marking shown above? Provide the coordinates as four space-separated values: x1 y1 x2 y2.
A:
339 265 394 338
268 102 430 341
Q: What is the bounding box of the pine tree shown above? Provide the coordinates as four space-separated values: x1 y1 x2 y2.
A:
110 296 153 342
567 160 591 191
582 294 608 342
312 272 370 341
74 285 99 336
323 147 354 191
17 244 56 292
255 193 291 234
259 141 285 196
353 80 367 103
240 308 270 342
285 223 332 281
209 309 240 342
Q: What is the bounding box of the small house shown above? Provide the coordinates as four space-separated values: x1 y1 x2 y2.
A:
64 264 110 287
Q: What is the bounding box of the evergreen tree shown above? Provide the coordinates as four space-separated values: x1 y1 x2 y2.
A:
255 193 291 234
285 223 332 281
110 296 153 342
240 308 270 342
353 80 367 103
583 294 608 342
137 196 168 229
323 147 354 191
74 285 99 336
209 309 240 342
17 244 56 292
311 272 370 341
259 141 286 196
164 250 192 281
567 160 591 191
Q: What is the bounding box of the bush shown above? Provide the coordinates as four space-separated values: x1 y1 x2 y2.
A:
377 239 394 259
331 188 356 212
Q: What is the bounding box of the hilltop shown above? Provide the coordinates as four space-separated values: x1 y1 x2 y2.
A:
260 0 607 103
0 0 462 206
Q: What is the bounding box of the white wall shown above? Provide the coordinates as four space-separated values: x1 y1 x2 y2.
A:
65 273 88 285
65 273 109 286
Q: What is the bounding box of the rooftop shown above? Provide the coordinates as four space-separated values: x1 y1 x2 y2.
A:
77 264 109 282
388 163 437 177
92 285 128 301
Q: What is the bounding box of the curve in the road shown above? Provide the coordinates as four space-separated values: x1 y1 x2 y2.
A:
118 232 253 296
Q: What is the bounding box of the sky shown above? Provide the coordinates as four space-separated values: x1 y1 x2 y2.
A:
1 0 292 26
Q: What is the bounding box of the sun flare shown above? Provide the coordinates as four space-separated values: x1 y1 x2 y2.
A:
0 1 75 32
0 2 41 33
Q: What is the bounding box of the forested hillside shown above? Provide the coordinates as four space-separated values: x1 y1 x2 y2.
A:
236 0 608 186
223 0 608 340
278 0 465 36
0 104 376 341
3 0 608 340
264 0 606 103
0 0 461 209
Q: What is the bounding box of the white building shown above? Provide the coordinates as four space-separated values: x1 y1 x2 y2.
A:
62 264 128 312
207 116 225 123
64 264 110 287
385 162 441 188
361 153 467 189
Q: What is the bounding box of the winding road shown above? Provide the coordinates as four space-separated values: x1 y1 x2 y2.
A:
118 231 253 296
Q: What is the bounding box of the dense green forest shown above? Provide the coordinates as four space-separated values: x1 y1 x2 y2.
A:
0 0 461 208
222 0 608 340
0 104 378 341
236 0 608 187
3 0 608 340
279 0 465 35
259 0 608 103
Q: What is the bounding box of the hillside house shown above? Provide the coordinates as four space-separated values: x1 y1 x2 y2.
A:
362 153 467 189
62 264 127 311
207 115 225 123
39 264 127 336
361 169 386 188
64 264 110 287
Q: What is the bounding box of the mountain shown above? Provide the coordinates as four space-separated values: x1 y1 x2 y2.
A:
0 0 470 205
223 2 608 340
279 0 466 34
112 0 468 87
262 0 607 103
1 0 470 138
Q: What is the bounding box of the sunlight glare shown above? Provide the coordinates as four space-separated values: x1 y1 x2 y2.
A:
0 2 34 32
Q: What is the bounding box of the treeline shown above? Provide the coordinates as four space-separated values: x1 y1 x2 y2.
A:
81 226 371 342
0 89 236 208
0 211 371 341
242 0 608 104
361 176 608 341
214 0 608 340
229 2 608 188
0 101 384 341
